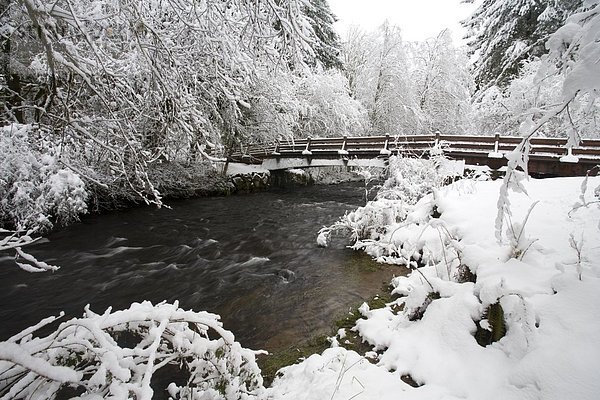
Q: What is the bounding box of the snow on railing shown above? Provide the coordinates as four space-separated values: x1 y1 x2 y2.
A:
228 134 600 167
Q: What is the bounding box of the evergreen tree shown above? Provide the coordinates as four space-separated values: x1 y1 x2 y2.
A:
302 0 344 70
462 0 582 91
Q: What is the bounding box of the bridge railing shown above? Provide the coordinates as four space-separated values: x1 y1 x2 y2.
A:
229 134 600 165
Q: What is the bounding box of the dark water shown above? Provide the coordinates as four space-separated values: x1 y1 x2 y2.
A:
0 182 406 351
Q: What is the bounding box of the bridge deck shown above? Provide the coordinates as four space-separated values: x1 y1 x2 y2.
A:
230 134 600 176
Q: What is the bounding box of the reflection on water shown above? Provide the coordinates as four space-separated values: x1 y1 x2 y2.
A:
0 182 407 351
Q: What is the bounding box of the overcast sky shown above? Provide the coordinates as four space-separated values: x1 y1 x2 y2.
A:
327 0 479 44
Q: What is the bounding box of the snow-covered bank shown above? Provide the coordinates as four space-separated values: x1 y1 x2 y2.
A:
269 176 600 400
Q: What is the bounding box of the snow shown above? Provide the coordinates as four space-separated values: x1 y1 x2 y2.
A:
559 154 579 163
487 151 504 159
268 348 411 400
224 163 270 176
287 169 307 176
269 176 600 400
316 230 329 247
0 301 264 399
0 342 81 383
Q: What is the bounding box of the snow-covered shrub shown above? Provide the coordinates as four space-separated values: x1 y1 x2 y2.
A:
0 301 264 400
318 150 452 250
317 198 409 247
377 149 449 203
0 124 88 232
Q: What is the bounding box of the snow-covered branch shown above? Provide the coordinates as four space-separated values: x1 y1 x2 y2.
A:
0 301 265 400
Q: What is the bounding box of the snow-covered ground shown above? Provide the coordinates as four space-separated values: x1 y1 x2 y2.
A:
268 176 600 400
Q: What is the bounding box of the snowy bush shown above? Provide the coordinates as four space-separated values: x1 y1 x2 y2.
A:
239 71 299 145
318 149 450 243
377 149 449 203
0 301 264 400
0 124 88 232
318 150 460 273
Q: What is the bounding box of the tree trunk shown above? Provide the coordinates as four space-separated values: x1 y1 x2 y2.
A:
1 33 24 123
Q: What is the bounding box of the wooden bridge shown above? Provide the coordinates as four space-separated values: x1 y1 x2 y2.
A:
230 134 600 177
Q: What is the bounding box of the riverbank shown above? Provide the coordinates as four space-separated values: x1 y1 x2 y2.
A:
257 282 402 387
265 176 600 400
86 162 367 213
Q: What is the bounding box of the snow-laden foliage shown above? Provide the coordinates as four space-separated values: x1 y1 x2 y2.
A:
366 22 417 135
473 59 600 137
295 177 600 400
0 123 87 232
341 24 474 135
543 0 600 108
0 0 328 207
238 70 300 145
317 150 459 267
408 30 475 134
0 301 264 400
463 0 582 90
302 0 343 70
473 60 561 136
294 71 368 138
240 69 368 143
345 22 422 135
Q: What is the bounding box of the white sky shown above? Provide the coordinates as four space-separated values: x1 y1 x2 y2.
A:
327 0 479 44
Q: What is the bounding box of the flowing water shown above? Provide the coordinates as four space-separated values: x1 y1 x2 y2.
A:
0 182 407 352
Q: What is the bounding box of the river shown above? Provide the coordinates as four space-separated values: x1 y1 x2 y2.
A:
0 182 406 352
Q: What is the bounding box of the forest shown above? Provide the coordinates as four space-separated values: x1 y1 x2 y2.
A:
1 0 600 399
2 0 598 236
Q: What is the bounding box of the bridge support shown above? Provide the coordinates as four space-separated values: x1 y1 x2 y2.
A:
261 157 388 171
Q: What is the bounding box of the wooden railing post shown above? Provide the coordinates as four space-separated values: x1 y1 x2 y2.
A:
338 135 349 156
560 143 578 163
494 133 500 154
302 137 312 155
435 131 440 147
272 137 281 156
380 134 392 155
487 133 503 159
